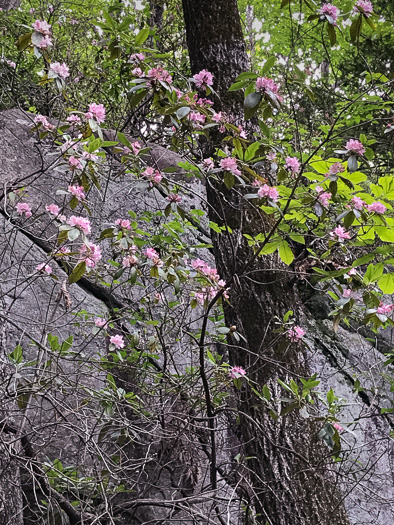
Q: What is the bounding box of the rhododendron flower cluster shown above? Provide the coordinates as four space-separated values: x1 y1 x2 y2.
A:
287 326 305 342
142 166 163 185
82 151 99 162
122 254 138 267
256 77 281 98
285 156 300 174
220 157 241 176
320 3 339 24
189 111 206 126
267 151 277 161
132 67 143 77
86 103 106 124
193 69 214 89
110 335 125 349
203 158 214 170
68 185 86 201
95 318 108 328
354 0 373 17
167 193 181 203
116 218 131 230
351 196 365 210
257 184 280 202
377 303 394 315
46 203 60 215
32 20 51 35
330 226 351 241
367 202 386 214
229 366 246 379
36 36 53 49
68 216 91 235
144 247 163 267
50 62 70 79
333 422 343 433
329 162 345 175
67 115 81 124
36 263 52 275
315 186 332 208
16 202 32 218
79 242 102 268
345 139 365 155
129 53 145 62
147 66 172 84
68 156 82 170
197 97 214 106
34 115 55 131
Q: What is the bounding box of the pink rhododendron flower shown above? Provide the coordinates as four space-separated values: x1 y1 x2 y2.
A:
68 156 82 170
193 69 214 89
68 185 86 201
345 139 365 155
347 268 357 276
377 302 394 315
285 156 301 174
220 157 241 176
110 334 125 349
142 166 163 184
55 246 71 258
34 115 54 131
16 202 32 218
46 203 60 215
36 263 52 275
320 3 340 24
36 35 52 48
67 115 81 124
256 77 281 98
267 151 277 161
197 97 214 106
367 202 386 214
229 366 246 379
333 422 343 433
147 66 172 84
257 184 280 202
61 139 79 153
50 62 70 79
79 242 102 268
132 67 143 77
68 215 91 235
203 158 214 170
167 194 181 203
354 0 373 17
189 111 206 126
330 226 351 241
343 289 352 298
129 53 145 62
87 103 106 124
32 20 51 35
82 151 99 162
315 187 332 208
287 326 305 342
145 247 159 260
351 196 365 210
95 318 107 327
3 59 16 68
122 255 138 267
116 219 132 230
212 112 223 122
329 162 345 175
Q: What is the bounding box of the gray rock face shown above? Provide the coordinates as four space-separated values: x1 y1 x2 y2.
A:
0 108 393 524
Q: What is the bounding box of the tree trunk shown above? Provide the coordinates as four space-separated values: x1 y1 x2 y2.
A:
182 1 350 523
0 293 23 525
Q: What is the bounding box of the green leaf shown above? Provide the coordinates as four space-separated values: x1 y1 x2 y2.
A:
9 345 23 364
16 32 32 51
244 142 261 162
327 23 336 46
135 27 150 45
228 80 250 92
261 56 276 75
278 240 294 266
375 226 394 243
350 15 362 44
234 72 259 82
364 263 383 284
244 92 262 120
378 273 394 294
67 228 80 241
365 147 374 160
224 171 235 190
117 132 130 147
263 384 271 401
176 106 191 119
69 262 86 284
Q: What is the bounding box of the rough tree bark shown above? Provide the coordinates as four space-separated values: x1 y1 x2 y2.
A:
0 0 20 10
182 1 350 523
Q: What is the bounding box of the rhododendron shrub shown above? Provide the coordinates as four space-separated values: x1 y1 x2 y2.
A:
0 0 392 523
